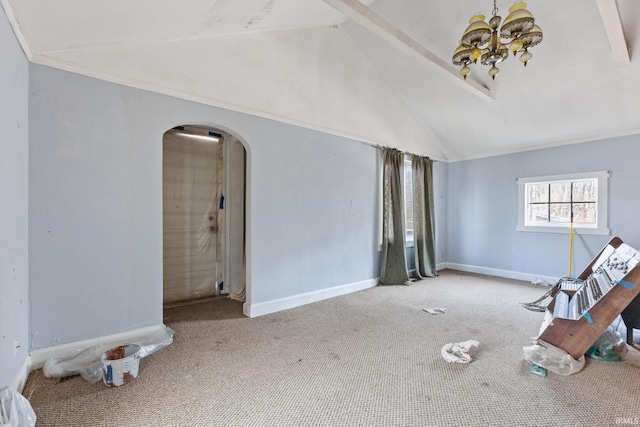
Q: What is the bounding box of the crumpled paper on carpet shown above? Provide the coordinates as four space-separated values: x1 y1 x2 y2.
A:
441 340 480 363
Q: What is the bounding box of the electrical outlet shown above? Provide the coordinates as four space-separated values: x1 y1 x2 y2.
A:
13 337 20 358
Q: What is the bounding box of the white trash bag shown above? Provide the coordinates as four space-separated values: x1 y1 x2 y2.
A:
0 387 36 427
523 341 585 376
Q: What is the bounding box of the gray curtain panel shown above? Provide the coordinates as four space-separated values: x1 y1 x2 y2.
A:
379 148 409 286
412 155 437 278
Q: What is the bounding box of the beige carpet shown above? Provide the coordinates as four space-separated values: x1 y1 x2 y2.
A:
23 270 640 426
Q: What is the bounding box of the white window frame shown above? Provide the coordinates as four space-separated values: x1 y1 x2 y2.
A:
517 171 610 235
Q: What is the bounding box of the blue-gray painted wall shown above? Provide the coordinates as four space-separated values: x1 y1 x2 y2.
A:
0 6 29 388
444 135 640 279
28 63 380 350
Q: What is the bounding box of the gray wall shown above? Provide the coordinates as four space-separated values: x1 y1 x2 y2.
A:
248 126 378 304
444 135 640 280
433 161 447 265
28 64 379 349
0 6 29 387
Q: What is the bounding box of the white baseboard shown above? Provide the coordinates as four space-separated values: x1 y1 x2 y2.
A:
30 324 166 370
10 355 32 393
440 262 559 285
241 262 558 318
244 278 378 318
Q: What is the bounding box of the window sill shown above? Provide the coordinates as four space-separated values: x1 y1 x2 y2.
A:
516 225 610 236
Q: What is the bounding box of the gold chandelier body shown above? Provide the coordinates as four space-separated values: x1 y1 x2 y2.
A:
452 2 543 80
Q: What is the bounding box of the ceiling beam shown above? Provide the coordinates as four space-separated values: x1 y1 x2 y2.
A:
322 0 494 102
595 0 631 65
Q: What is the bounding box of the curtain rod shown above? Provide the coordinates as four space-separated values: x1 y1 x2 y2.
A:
360 140 437 162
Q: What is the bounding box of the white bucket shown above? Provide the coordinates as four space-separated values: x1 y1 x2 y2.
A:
101 344 141 387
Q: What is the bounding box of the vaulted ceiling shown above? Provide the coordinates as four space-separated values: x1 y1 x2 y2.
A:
2 0 638 161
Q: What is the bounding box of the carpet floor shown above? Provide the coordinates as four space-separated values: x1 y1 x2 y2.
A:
23 270 640 426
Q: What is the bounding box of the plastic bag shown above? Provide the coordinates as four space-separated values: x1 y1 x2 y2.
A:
441 340 480 363
43 343 112 382
586 327 624 361
44 326 174 383
523 342 585 375
0 387 36 427
136 326 175 358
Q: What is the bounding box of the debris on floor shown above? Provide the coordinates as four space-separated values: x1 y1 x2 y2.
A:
423 307 446 315
101 344 142 387
586 327 623 362
0 386 37 427
613 342 640 368
441 340 479 363
523 341 585 375
43 326 174 384
528 363 547 377
531 278 552 287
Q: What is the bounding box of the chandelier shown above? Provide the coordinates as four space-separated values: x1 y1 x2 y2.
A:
452 1 543 80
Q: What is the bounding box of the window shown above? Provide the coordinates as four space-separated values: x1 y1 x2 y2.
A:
404 156 414 245
517 171 609 235
376 152 416 249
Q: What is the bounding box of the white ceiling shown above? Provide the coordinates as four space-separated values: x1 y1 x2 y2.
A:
3 0 639 161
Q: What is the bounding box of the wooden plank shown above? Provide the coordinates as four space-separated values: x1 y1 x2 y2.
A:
595 0 631 65
539 237 640 359
540 279 640 359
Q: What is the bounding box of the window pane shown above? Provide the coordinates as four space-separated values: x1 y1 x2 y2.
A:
527 183 548 203
572 203 597 224
404 159 413 241
572 180 597 202
518 171 607 235
550 203 571 223
550 182 571 202
528 204 549 223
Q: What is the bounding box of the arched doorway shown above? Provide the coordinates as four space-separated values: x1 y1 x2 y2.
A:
161 124 247 308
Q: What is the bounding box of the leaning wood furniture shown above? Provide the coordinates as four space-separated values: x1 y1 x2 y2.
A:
538 237 640 359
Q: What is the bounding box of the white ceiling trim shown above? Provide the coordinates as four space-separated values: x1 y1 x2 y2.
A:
30 24 357 56
1 0 32 59
321 0 494 103
595 0 631 65
445 125 640 162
